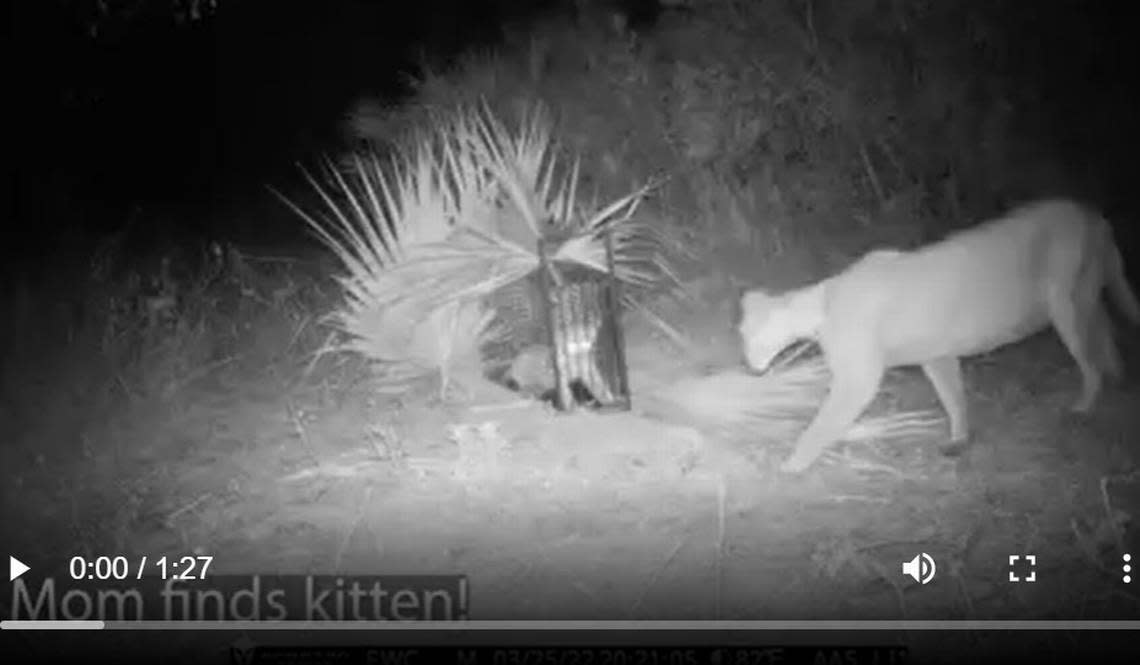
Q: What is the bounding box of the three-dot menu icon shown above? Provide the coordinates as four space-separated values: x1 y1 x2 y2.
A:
1124 554 1132 584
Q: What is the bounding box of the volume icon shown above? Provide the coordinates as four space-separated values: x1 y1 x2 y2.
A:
903 553 937 585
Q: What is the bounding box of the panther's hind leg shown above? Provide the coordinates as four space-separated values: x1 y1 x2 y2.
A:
1047 284 1103 413
921 356 970 453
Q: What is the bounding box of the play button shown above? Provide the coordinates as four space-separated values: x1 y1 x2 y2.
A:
9 556 29 582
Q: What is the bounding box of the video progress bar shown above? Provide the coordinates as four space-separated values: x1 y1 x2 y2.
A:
3 620 1139 631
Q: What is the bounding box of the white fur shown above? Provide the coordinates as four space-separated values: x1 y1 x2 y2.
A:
739 198 1140 473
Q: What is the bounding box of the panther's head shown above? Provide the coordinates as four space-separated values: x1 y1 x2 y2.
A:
737 289 801 374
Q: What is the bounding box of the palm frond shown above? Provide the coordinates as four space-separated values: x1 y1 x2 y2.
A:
649 362 944 453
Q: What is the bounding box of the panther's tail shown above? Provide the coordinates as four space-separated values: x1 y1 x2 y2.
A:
1106 228 1140 325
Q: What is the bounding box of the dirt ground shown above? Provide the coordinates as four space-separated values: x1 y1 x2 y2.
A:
4 246 1140 644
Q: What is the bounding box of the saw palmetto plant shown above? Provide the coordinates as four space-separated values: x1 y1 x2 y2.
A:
277 101 680 396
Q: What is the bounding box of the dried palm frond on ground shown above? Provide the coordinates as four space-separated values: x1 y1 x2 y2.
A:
646 359 944 453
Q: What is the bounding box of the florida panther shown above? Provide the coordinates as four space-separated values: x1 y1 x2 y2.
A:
738 199 1140 473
